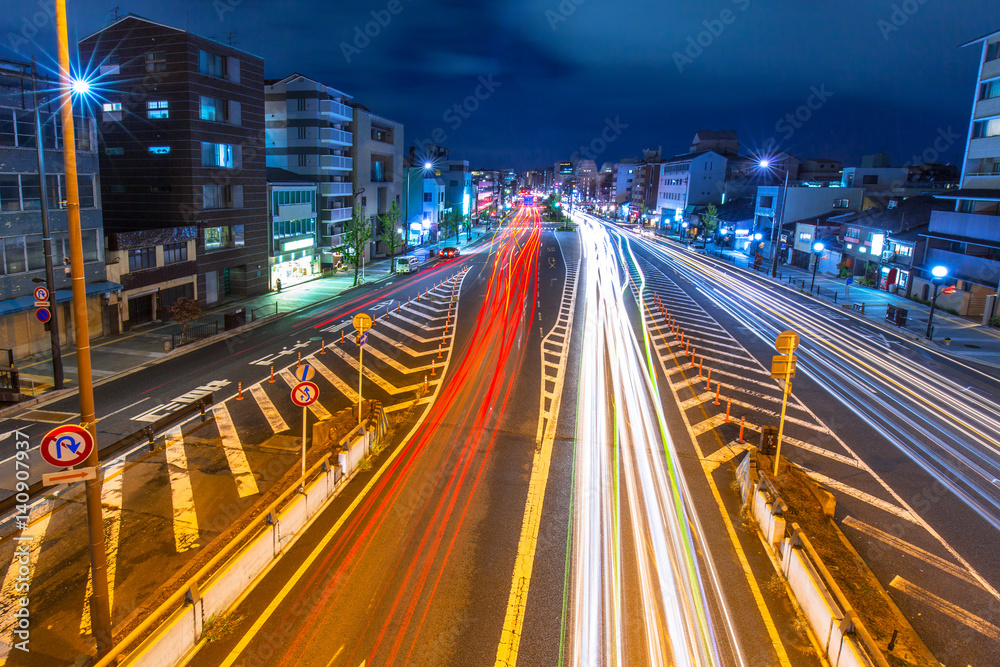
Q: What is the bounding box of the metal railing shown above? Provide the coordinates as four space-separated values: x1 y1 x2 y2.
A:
171 321 219 348
250 302 278 322
0 368 19 392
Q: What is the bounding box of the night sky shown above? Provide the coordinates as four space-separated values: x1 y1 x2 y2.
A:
1 0 990 171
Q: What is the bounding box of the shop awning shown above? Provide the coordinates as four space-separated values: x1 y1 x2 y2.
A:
0 280 122 317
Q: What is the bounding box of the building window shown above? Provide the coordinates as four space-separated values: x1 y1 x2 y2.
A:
199 96 226 122
988 42 1000 62
161 283 195 310
102 102 122 112
201 142 234 168
862 174 878 185
199 50 227 78
759 195 774 208
371 157 389 182
128 246 156 271
833 198 850 209
106 146 124 156
423 192 432 202
149 146 171 155
973 118 1000 139
297 126 307 139
203 184 233 209
297 98 307 112
980 79 1000 101
371 126 392 142
3 236 25 274
145 51 166 72
163 242 188 264
204 226 227 251
298 154 307 167
147 100 169 119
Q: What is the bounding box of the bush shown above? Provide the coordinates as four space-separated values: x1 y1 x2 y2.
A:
992 316 1000 327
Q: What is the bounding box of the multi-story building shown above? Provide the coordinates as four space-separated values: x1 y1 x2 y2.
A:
444 160 473 217
266 170 319 289
0 59 112 366
753 182 864 264
655 150 728 231
264 73 354 260
80 15 269 305
350 104 404 258
421 172 446 241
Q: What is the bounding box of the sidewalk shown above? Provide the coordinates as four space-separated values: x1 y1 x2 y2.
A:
8 230 485 402
674 235 1000 370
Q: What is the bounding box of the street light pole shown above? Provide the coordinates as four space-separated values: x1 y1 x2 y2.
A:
771 167 790 277
55 0 112 654
30 58 63 390
925 265 948 339
810 242 825 292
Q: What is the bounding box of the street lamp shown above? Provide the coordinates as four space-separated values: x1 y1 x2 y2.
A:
403 162 432 255
682 221 689 245
759 159 790 277
809 242 825 292
925 265 948 339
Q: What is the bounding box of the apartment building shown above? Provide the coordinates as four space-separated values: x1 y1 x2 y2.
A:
351 105 404 258
80 15 269 305
265 74 354 261
655 150 728 230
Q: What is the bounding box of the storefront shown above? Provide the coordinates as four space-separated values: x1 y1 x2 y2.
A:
880 265 908 294
270 248 318 290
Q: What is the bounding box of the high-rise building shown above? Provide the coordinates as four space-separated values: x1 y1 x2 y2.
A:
80 15 269 305
350 104 404 257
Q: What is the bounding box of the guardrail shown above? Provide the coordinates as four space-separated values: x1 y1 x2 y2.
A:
250 302 277 322
0 394 214 515
0 367 19 392
171 321 219 348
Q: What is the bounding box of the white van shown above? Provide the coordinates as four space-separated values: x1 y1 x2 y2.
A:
395 256 419 273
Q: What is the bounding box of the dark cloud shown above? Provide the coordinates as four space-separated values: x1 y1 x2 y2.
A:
0 0 988 170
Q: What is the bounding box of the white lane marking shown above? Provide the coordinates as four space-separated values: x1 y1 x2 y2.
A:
164 426 200 553
213 403 260 498
797 467 916 524
891 577 1000 643
842 517 979 587
98 397 151 420
306 357 359 402
249 384 289 433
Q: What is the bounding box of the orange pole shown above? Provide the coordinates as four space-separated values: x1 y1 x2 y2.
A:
699 358 704 376
714 381 721 405
298 351 301 365
237 382 244 400
738 416 745 443
690 348 696 366
269 366 275 383
320 339 326 355
725 398 731 422
438 344 443 359
431 359 436 376
706 368 712 390
397 303 400 313
424 375 428 392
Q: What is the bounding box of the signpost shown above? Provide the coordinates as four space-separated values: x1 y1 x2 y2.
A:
771 330 800 475
353 313 371 424
291 381 319 479
40 424 95 468
294 363 316 383
34 286 51 325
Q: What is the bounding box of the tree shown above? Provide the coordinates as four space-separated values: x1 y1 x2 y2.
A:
701 203 719 244
343 203 374 286
440 208 461 243
378 200 404 272
167 297 202 344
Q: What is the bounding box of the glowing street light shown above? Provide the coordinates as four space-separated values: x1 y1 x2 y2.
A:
925 265 948 339
759 159 770 168
70 77 91 95
810 241 825 292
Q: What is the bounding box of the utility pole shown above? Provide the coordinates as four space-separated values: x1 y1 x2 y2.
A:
55 0 112 654
770 168 790 278
30 59 63 389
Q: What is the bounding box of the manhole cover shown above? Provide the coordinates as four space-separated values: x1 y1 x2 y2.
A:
964 344 981 349
17 410 77 424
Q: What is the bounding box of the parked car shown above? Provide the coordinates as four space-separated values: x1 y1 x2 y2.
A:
395 256 419 273
440 247 460 259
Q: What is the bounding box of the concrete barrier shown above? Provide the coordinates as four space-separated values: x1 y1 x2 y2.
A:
111 425 372 667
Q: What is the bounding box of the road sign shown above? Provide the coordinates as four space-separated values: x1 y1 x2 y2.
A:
36 308 51 324
774 330 800 354
294 363 316 382
34 300 50 308
291 381 319 407
33 286 49 301
352 312 373 334
358 332 368 346
770 354 797 380
43 466 96 486
40 424 95 468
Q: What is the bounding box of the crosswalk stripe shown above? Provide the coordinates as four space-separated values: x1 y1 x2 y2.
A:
164 426 201 554
380 318 441 344
0 512 53 662
331 340 434 374
213 403 260 498
249 384 289 433
701 443 749 472
797 467 915 524
679 391 716 410
890 577 1000 643
368 328 435 357
726 397 827 433
690 413 729 436
842 517 979 586
280 370 333 420
80 458 124 635
325 347 432 395
307 357 360 402
392 312 446 330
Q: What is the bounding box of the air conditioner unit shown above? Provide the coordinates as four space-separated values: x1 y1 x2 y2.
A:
881 251 893 261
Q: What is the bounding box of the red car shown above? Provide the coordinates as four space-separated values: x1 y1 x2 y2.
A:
440 247 459 259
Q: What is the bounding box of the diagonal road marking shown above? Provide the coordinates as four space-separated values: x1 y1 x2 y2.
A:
214 403 260 498
891 577 1000 643
164 426 201 554
249 384 289 433
798 467 916 524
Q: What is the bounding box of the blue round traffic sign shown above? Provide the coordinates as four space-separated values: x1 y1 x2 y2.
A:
36 308 51 323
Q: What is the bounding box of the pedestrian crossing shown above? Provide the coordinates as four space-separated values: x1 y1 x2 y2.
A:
0 269 471 658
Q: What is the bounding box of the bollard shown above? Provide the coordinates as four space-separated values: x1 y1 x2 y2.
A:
833 292 837 303
269 366 275 383
431 359 436 376
424 375 428 393
200 398 207 422
320 339 326 355
386 305 389 318
714 382 721 406
725 398 731 422
705 369 711 391
738 416 745 443
397 303 400 313
147 427 156 452
341 330 345 344
690 348 696 366
408 297 411 307
298 351 301 365
438 344 443 359
236 381 244 400
862 303 866 314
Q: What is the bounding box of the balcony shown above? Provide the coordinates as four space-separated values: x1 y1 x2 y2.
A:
321 154 353 171
320 181 353 197
322 206 352 223
320 99 352 122
320 127 353 147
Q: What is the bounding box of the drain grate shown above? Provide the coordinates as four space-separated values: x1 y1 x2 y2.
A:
17 410 77 424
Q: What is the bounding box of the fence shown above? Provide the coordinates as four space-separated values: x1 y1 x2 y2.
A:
171 321 219 348
250 302 278 322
